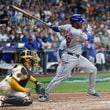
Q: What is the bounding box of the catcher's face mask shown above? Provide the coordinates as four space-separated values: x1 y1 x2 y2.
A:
20 50 36 66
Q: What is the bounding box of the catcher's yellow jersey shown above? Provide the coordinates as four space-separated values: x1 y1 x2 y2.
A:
6 64 36 92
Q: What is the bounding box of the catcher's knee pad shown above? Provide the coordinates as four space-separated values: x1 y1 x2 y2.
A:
23 95 33 106
0 96 6 101
0 95 6 107
4 96 33 106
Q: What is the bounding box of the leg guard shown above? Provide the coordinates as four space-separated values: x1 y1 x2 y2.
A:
4 96 33 106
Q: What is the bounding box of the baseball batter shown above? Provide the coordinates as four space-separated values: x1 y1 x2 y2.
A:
0 50 46 106
44 14 99 101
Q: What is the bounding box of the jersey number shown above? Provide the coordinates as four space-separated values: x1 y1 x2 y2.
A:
65 32 72 47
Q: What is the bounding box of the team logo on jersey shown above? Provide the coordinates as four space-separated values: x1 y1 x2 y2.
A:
17 73 22 78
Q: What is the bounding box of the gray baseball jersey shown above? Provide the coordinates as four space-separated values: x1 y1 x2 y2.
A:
59 24 87 54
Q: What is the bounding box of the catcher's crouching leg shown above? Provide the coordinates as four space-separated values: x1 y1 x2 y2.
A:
3 96 33 106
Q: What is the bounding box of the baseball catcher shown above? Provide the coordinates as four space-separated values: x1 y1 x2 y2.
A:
0 49 47 107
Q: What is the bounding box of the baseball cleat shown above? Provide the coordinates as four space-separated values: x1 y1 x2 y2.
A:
38 96 48 102
0 96 5 107
38 93 49 102
0 100 3 107
89 93 100 97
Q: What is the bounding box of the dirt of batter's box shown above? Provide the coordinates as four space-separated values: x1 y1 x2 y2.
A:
1 92 110 110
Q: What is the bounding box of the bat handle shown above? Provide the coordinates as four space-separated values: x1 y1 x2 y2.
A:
46 22 52 28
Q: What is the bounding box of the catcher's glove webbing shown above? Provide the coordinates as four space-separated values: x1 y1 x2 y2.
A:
35 83 46 95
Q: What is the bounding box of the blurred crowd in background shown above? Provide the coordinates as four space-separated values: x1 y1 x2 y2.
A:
0 0 110 74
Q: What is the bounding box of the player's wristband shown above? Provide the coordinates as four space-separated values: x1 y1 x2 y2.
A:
35 81 41 86
34 81 38 85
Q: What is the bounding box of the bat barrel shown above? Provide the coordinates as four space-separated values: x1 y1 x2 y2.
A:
11 5 49 27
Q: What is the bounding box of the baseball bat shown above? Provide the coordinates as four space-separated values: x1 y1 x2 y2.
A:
11 5 50 27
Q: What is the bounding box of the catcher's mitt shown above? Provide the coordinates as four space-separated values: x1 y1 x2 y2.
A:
35 82 48 102
36 83 45 95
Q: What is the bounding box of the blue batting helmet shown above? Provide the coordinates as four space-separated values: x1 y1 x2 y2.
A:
70 14 85 24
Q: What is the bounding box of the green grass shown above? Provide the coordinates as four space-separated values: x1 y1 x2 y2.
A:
26 72 110 93
96 82 110 92
0 72 110 93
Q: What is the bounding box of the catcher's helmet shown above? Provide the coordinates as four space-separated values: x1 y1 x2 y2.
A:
70 14 85 24
20 50 40 66
20 50 33 59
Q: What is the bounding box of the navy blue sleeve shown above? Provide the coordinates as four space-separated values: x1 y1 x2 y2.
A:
51 26 60 32
58 49 64 59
